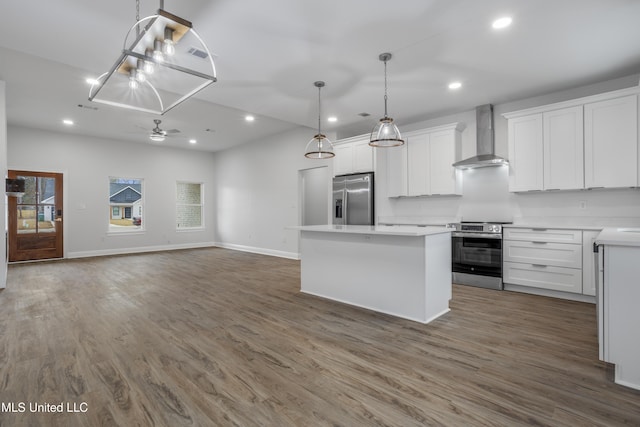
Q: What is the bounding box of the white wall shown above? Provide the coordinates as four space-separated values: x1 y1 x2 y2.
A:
7 126 217 257
213 126 333 258
375 74 640 227
1 81 7 287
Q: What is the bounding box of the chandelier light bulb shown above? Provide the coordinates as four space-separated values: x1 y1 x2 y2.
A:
144 48 155 74
135 60 146 83
128 69 139 89
153 39 164 62
163 27 176 56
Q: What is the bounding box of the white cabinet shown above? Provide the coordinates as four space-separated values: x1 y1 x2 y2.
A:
599 244 640 390
503 228 584 294
506 106 583 192
429 129 461 194
333 136 374 176
504 89 640 192
386 143 407 197
353 138 375 173
397 123 462 197
584 95 638 188
507 114 543 192
333 144 353 176
503 228 582 243
407 132 430 196
582 230 600 296
543 106 584 190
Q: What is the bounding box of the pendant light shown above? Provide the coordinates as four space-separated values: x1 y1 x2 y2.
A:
369 52 404 147
304 81 335 159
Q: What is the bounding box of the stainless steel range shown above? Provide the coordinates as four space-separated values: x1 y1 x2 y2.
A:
448 222 506 290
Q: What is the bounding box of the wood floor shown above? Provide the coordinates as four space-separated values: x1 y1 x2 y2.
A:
0 248 639 426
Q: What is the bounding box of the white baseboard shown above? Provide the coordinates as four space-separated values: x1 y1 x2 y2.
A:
67 242 217 259
213 242 299 260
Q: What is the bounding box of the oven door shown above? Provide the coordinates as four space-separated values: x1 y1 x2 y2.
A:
452 233 502 277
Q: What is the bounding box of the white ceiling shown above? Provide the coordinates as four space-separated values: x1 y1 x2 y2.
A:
1 0 639 152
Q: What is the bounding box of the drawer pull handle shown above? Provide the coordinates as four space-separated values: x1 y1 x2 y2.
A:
532 264 547 268
532 241 548 244
532 228 548 232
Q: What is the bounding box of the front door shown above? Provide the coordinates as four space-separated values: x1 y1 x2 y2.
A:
8 171 64 262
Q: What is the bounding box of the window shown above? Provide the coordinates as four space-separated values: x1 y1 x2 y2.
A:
109 177 143 232
176 182 203 229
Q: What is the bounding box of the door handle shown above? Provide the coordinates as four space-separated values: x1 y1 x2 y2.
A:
54 218 62 222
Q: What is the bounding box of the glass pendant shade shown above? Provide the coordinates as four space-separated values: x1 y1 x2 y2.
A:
369 52 404 147
305 134 335 159
370 116 404 147
304 81 335 159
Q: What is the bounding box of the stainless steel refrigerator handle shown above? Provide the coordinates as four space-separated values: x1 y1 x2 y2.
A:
343 188 348 224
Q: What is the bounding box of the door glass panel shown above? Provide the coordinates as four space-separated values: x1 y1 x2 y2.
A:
19 175 37 204
38 177 56 203
38 205 56 233
15 175 57 235
16 205 37 234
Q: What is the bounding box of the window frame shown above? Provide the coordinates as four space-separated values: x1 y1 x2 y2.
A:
108 176 145 234
176 181 204 231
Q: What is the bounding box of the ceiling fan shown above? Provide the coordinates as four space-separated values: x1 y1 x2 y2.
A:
148 119 180 142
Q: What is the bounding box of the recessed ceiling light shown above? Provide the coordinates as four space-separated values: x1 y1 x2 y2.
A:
245 115 255 122
86 77 100 85
327 117 338 123
448 81 462 90
492 16 512 29
62 119 74 125
189 139 197 144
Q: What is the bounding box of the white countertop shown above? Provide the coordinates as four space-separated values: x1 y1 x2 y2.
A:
290 224 451 237
596 228 640 247
504 224 604 231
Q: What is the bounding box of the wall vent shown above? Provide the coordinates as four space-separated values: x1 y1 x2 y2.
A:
188 47 209 59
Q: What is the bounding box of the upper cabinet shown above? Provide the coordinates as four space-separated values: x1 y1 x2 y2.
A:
507 113 544 192
387 123 463 197
544 106 584 190
504 88 639 192
333 136 375 176
506 106 583 192
584 95 638 189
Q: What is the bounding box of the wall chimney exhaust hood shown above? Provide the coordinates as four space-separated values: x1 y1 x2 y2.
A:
452 104 509 169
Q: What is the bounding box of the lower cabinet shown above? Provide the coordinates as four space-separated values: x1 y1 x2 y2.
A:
503 227 599 297
503 262 583 293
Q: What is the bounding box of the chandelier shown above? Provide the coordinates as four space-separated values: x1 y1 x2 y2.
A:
88 0 217 115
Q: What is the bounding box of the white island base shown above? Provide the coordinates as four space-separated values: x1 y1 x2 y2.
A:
297 225 452 324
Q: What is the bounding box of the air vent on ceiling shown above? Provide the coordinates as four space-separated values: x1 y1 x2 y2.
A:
77 104 98 110
188 47 209 59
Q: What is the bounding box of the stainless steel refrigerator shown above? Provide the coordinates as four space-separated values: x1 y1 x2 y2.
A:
332 172 374 225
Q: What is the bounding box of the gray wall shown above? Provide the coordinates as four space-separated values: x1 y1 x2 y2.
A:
213 126 333 258
7 126 217 258
1 81 6 288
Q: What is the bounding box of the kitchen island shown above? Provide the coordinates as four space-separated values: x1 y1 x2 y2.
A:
595 228 640 391
293 225 452 324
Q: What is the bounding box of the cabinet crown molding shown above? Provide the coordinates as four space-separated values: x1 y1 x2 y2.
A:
503 86 640 119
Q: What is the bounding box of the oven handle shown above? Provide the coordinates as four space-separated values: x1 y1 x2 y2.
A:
451 232 503 239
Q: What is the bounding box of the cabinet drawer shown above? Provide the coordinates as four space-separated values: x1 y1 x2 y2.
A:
503 240 582 268
503 228 582 244
503 262 582 293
